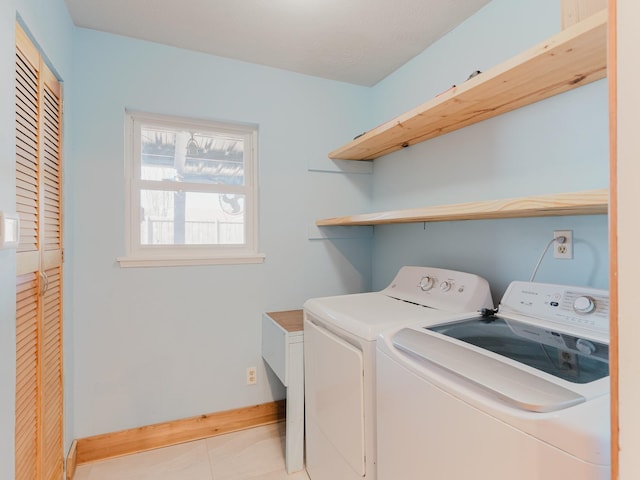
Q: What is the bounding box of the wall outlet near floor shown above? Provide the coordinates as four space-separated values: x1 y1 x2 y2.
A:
246 367 257 385
554 230 573 259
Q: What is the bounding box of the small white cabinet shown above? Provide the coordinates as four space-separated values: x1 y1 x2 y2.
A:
261 310 305 473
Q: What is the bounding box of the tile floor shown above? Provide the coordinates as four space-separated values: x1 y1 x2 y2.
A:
73 422 310 480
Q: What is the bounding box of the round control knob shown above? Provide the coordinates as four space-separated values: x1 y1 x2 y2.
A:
419 275 435 291
573 296 596 314
439 281 452 292
576 338 596 355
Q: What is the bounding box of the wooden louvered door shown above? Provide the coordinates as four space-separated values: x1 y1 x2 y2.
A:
15 272 39 480
39 40 64 480
15 23 64 480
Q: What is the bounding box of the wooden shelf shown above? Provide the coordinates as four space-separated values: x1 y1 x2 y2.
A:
316 189 608 226
329 10 607 161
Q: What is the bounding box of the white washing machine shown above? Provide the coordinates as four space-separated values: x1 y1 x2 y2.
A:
377 281 610 480
303 266 493 480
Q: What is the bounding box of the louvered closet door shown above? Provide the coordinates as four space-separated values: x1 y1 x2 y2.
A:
15 22 64 480
15 24 42 480
40 64 64 480
15 272 39 480
15 23 40 275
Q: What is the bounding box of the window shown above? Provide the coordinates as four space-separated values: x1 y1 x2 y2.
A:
119 112 262 267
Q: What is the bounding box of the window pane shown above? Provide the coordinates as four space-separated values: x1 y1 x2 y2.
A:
140 127 245 185
140 190 246 245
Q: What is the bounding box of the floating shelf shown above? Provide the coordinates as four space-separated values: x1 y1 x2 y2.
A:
329 10 607 161
316 189 608 226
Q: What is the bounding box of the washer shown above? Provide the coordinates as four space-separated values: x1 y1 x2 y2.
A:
377 280 610 480
303 266 493 480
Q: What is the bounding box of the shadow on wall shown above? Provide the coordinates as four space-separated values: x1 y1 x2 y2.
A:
308 232 374 298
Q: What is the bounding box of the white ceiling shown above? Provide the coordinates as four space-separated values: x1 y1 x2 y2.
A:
64 0 491 86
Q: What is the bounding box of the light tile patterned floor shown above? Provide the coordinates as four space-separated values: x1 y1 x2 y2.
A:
73 423 310 480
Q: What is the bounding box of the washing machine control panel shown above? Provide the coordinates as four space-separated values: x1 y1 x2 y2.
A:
500 281 609 336
383 266 493 313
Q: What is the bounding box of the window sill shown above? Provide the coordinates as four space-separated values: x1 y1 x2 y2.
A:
116 253 266 268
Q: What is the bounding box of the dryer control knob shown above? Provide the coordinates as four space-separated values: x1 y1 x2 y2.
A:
573 296 596 314
440 281 453 292
576 338 596 355
419 276 435 291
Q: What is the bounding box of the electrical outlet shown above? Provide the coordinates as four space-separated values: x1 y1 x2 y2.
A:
246 367 257 385
553 230 573 259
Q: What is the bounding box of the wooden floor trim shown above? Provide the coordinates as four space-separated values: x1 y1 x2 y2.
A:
70 400 285 468
65 440 77 480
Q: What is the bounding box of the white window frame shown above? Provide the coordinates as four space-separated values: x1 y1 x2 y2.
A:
118 111 264 267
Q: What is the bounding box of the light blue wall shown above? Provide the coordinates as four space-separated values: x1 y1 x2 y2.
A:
0 3 17 476
70 28 373 437
0 0 74 475
367 0 609 302
371 0 561 123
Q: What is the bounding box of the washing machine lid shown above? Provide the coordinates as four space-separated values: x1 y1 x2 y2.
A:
393 319 608 413
428 316 609 385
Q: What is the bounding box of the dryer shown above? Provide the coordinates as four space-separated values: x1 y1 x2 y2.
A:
303 266 493 480
377 280 610 479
